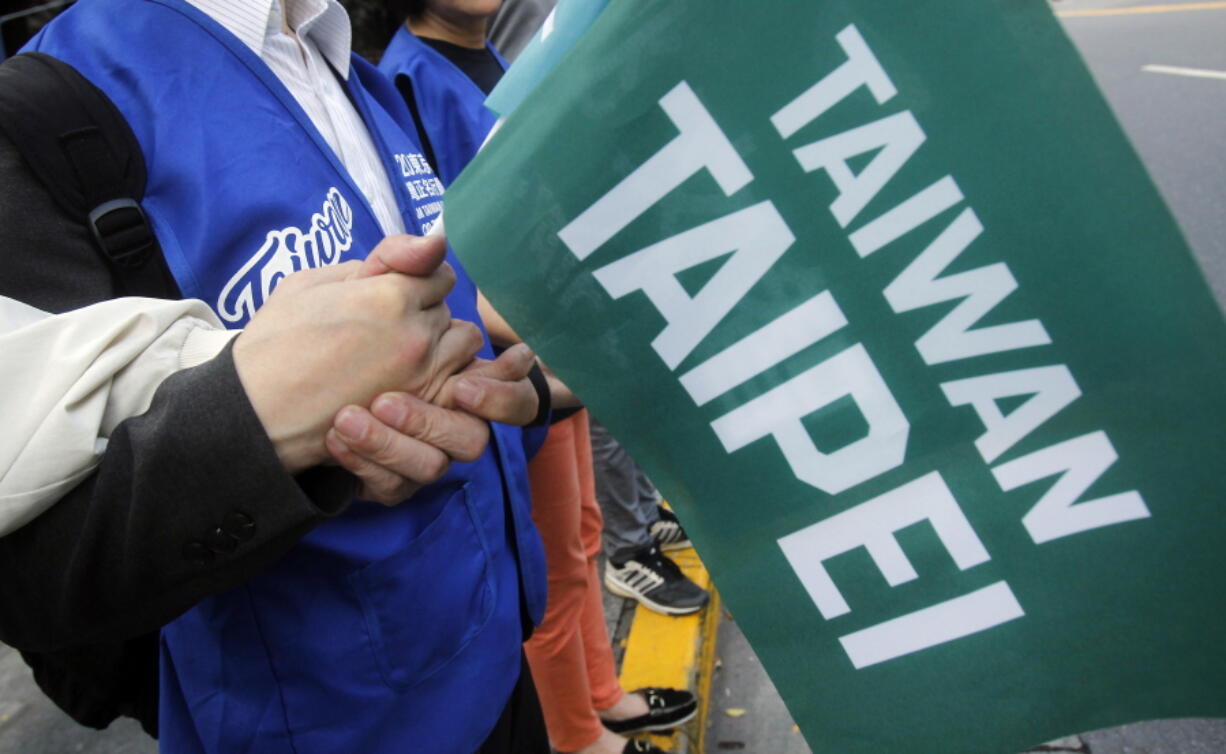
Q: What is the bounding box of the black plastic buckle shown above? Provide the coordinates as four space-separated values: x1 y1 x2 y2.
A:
87 198 156 269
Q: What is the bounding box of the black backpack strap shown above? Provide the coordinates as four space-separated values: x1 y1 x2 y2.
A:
0 51 179 298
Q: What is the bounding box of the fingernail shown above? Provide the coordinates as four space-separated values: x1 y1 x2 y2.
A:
372 394 407 427
324 428 347 452
335 407 364 441
455 379 484 408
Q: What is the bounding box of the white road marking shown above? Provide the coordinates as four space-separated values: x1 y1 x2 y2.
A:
1142 63 1226 80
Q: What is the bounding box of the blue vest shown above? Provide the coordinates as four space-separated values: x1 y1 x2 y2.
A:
29 2 545 752
378 27 505 188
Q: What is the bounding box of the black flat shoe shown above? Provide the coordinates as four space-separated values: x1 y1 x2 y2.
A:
604 687 698 734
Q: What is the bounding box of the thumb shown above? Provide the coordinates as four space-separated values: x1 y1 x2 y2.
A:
357 233 448 279
458 343 536 382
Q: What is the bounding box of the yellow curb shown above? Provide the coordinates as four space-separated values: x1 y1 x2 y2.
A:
617 546 717 753
1055 1 1226 18
693 586 722 754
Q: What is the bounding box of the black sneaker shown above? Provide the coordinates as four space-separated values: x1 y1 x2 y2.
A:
648 505 691 551
604 544 709 615
605 687 699 735
622 740 666 754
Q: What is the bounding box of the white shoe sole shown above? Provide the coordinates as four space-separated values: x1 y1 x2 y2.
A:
605 704 700 734
603 572 706 616
657 540 692 553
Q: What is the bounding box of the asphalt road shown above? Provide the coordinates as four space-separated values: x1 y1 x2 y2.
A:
1056 0 1226 305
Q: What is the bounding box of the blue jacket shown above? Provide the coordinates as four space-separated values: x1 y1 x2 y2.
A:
379 26 506 188
29 2 546 752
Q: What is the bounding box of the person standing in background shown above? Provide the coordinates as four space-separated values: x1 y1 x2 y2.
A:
485 0 713 620
589 417 710 617
380 2 698 751
491 0 714 621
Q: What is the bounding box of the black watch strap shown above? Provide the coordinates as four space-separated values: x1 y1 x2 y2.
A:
525 361 551 428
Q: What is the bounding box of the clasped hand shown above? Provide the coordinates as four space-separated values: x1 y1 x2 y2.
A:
233 234 539 504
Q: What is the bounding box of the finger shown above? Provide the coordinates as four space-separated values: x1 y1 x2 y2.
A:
425 319 486 393
458 342 536 382
453 375 539 426
333 405 454 482
375 261 457 311
356 234 448 279
369 392 490 463
325 429 418 505
431 344 537 410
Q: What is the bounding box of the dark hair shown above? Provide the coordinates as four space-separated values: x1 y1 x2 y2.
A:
385 0 427 19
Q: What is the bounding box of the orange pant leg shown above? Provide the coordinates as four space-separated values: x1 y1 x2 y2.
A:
572 418 623 713
524 411 622 752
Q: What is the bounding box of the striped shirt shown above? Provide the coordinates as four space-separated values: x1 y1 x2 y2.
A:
187 0 405 236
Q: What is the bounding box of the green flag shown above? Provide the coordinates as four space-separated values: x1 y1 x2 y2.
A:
448 2 1226 751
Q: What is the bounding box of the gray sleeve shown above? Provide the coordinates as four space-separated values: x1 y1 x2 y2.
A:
488 0 558 61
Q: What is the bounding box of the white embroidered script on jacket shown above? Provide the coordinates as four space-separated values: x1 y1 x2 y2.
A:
218 188 355 324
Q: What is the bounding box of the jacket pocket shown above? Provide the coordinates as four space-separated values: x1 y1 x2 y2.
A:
349 483 495 690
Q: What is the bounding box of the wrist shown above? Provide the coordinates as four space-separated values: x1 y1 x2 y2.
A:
231 333 325 473
263 420 324 474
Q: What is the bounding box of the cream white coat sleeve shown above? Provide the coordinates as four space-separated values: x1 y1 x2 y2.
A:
0 296 239 535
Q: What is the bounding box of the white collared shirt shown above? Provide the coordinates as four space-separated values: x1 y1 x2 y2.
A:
187 0 405 236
